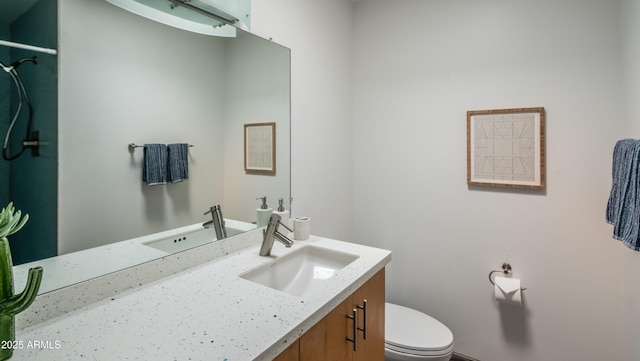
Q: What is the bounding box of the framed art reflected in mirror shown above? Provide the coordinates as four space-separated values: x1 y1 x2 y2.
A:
244 122 276 174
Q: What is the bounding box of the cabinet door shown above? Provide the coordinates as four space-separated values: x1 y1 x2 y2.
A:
300 295 354 361
353 268 385 361
285 267 387 361
274 339 299 361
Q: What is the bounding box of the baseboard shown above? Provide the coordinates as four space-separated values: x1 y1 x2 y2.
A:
452 351 481 361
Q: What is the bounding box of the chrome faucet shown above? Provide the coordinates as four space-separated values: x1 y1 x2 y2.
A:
259 214 294 256
203 205 227 240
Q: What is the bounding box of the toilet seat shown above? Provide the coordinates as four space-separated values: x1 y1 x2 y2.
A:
385 302 454 357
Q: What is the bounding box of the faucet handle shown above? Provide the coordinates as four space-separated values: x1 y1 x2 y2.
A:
204 205 221 216
268 213 282 225
278 220 292 233
268 214 292 232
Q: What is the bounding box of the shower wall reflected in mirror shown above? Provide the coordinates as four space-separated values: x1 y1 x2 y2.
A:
0 0 58 264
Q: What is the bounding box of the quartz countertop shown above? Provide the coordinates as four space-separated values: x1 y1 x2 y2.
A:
12 234 391 360
13 219 256 295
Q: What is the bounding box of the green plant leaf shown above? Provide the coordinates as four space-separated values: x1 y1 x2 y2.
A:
0 203 29 239
7 212 28 237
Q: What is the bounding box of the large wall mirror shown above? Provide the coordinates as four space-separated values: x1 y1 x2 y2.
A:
1 0 291 294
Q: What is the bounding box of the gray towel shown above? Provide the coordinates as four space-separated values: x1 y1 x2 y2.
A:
168 143 189 183
142 144 168 186
607 139 640 251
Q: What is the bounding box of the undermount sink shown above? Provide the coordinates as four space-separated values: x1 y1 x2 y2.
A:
240 245 359 297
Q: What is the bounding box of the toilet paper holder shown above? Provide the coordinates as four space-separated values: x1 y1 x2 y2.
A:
488 263 527 291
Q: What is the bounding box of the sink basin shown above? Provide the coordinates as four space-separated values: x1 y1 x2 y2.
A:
240 245 359 297
143 226 245 254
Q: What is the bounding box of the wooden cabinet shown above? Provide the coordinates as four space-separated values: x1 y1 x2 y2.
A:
273 339 299 361
352 269 385 361
299 292 354 361
277 268 385 361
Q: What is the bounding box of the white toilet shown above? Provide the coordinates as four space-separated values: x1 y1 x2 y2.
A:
385 302 454 361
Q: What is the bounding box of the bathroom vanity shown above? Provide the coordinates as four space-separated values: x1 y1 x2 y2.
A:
274 269 385 361
11 230 391 360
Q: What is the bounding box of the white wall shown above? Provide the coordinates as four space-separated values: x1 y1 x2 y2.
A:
59 0 227 253
256 0 631 360
352 1 627 360
621 0 640 359
250 0 355 241
222 31 291 223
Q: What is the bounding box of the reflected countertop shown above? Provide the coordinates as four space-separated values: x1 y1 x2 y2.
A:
13 219 256 295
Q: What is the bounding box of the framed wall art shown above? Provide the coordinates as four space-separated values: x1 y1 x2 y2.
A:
244 122 276 174
467 107 545 189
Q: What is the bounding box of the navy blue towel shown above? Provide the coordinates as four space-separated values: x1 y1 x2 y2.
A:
607 139 640 251
142 144 168 186
168 143 189 183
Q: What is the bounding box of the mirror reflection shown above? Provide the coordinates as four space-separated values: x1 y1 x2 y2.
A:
2 0 290 293
0 0 58 266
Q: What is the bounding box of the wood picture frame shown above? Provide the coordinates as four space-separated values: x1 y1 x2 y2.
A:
244 122 276 174
467 107 545 189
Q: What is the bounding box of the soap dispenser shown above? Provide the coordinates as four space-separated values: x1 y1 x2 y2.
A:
272 198 290 227
256 196 273 228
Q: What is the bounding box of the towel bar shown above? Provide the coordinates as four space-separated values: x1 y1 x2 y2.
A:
128 143 194 152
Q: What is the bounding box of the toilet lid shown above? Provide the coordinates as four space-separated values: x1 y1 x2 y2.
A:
385 302 454 354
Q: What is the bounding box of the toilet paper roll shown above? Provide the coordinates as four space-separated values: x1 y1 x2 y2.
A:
494 276 522 306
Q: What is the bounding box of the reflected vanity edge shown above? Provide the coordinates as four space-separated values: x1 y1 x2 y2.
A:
13 219 256 295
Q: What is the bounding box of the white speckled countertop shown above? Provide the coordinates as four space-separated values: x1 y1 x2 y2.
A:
12 232 391 361
13 219 256 295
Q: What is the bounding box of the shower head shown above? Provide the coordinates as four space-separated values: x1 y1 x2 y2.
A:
10 56 37 69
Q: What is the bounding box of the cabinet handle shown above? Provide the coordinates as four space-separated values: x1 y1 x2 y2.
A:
357 299 367 340
346 308 358 351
